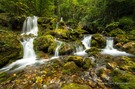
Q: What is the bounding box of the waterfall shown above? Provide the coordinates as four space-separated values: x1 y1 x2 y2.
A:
105 37 114 50
74 35 92 56
56 22 59 29
82 35 92 49
22 16 38 36
0 16 46 72
101 37 133 56
51 39 63 59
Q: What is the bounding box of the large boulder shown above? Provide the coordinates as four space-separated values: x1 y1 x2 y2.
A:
59 43 74 55
34 35 55 58
91 34 106 48
0 30 22 67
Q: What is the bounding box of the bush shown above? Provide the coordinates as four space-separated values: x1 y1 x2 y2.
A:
119 17 134 31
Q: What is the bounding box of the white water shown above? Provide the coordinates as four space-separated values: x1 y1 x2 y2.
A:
101 37 133 56
22 16 38 36
51 39 63 59
56 22 59 29
0 16 47 72
74 35 92 56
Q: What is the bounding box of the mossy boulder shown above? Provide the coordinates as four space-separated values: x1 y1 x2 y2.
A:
86 47 101 56
111 70 135 89
109 28 126 36
63 61 79 74
91 34 106 48
38 17 57 35
114 34 129 43
0 30 22 67
45 29 70 40
62 83 90 89
117 56 135 72
59 43 74 55
122 42 135 55
66 56 84 67
34 35 55 57
83 57 93 69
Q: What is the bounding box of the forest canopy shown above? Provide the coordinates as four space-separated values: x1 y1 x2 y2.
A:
0 0 135 30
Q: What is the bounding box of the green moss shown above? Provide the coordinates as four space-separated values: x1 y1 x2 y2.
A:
110 28 126 36
66 56 84 67
63 61 79 74
62 83 90 89
83 58 92 69
111 71 135 89
92 34 106 48
59 43 74 55
34 35 55 54
0 30 22 67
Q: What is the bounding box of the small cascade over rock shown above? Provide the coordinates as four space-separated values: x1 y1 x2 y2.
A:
51 39 63 59
74 35 92 56
101 37 133 56
0 16 45 72
82 35 92 49
22 16 38 36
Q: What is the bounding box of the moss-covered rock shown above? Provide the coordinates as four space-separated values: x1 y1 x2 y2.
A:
114 34 129 43
0 30 22 67
86 47 101 56
91 34 106 48
38 17 57 36
59 43 74 55
62 83 90 89
117 56 135 72
63 61 79 74
109 28 126 36
83 58 93 69
34 35 55 57
122 42 135 55
66 56 84 67
111 70 135 89
45 29 70 40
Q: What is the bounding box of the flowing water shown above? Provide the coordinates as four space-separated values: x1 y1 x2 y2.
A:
74 35 92 56
51 39 63 59
101 37 133 56
0 16 46 72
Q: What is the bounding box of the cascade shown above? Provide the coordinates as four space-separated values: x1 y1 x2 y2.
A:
0 16 45 72
51 39 63 59
82 35 92 49
101 37 133 56
74 35 92 56
56 22 59 29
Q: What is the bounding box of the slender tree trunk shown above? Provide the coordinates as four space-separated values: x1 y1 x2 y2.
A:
54 0 60 19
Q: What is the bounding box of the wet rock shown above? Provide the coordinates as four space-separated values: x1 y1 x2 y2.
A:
59 43 74 55
106 62 117 70
91 34 106 48
86 47 101 56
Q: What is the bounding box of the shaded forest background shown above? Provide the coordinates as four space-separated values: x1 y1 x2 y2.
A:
0 0 135 34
